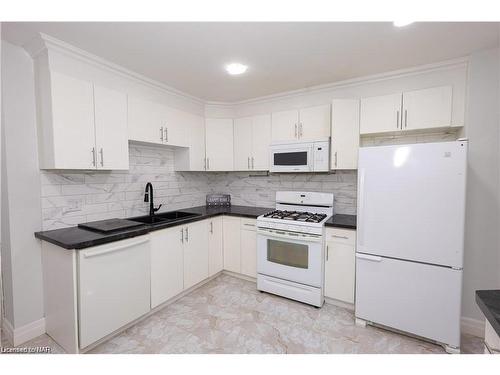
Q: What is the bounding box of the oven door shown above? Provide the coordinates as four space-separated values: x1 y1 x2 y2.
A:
270 144 313 172
257 228 323 287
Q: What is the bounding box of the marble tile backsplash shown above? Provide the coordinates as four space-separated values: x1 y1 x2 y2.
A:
40 144 357 230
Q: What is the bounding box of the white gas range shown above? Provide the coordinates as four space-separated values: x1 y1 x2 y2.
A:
256 191 334 307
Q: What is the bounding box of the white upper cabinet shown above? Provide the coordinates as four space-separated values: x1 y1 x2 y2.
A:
298 104 331 140
233 117 254 171
205 118 234 171
251 114 272 170
360 86 454 135
271 105 330 142
48 72 96 169
234 114 272 171
331 99 360 170
128 96 188 147
402 86 452 130
94 85 129 170
36 72 129 170
174 113 206 171
360 93 402 135
271 109 299 141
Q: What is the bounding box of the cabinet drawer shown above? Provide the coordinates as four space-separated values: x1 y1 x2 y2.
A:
241 218 257 231
325 228 355 245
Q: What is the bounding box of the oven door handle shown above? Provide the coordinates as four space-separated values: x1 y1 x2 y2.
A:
257 228 322 243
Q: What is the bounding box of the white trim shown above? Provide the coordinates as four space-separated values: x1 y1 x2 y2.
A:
461 316 485 338
22 33 469 108
2 317 46 346
206 57 470 106
24 33 204 106
324 296 355 311
2 318 14 346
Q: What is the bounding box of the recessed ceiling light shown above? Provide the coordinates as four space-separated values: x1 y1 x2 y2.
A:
393 21 414 27
225 63 248 75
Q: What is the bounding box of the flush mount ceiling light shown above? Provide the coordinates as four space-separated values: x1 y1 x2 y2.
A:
225 63 248 75
393 21 414 27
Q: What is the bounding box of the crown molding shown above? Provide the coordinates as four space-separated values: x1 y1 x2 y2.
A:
23 33 205 106
21 32 470 110
205 56 470 107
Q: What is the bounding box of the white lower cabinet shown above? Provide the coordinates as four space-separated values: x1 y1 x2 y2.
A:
150 227 184 309
208 217 224 276
240 219 257 277
223 216 242 273
324 228 356 304
78 236 151 349
183 220 209 290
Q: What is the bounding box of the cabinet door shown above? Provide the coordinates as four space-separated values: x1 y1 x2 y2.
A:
128 96 163 144
233 117 253 171
205 118 234 171
271 109 299 141
360 93 402 135
299 104 331 140
240 220 257 277
183 221 209 290
208 217 223 276
223 216 241 273
251 114 272 170
150 227 184 308
162 106 189 147
94 85 129 170
50 72 96 169
331 99 360 170
402 86 452 130
187 113 206 170
78 236 151 348
325 240 355 304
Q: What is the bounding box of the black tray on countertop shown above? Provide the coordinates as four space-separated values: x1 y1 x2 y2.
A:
78 218 144 233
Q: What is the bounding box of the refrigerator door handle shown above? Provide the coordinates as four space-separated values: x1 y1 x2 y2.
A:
356 253 383 262
357 168 366 247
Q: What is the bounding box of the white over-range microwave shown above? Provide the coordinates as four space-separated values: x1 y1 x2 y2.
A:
270 140 329 173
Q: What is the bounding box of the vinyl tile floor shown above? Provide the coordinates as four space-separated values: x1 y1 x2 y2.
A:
1 274 484 354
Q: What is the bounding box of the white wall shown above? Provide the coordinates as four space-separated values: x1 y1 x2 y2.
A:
1 41 44 328
462 48 500 321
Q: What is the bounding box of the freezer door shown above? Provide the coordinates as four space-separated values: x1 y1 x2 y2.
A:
355 253 462 348
357 141 467 268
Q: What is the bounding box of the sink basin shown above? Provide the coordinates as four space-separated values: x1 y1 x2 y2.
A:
156 211 200 221
129 211 200 225
129 215 169 225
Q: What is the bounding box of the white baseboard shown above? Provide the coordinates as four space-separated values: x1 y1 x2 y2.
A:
461 316 484 339
2 317 46 346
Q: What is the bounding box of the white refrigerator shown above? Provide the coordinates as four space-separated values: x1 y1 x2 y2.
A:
355 140 467 353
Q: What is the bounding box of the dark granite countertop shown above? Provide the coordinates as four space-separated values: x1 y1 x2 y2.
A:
325 214 357 230
476 290 500 336
35 205 272 250
35 205 358 250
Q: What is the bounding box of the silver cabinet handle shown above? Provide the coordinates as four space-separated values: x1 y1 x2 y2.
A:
164 127 168 142
404 109 408 128
91 147 96 167
294 123 298 138
100 148 104 167
160 127 164 142
185 227 189 242
248 157 250 169
299 123 303 138
334 151 338 168
83 238 149 258
332 234 349 239
210 222 213 234
251 157 254 170
326 245 329 261
396 110 400 129
181 228 184 243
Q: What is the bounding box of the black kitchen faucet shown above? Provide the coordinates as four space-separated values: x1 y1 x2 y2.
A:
144 182 162 217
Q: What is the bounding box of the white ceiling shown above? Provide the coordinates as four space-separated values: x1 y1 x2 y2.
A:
3 22 499 102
